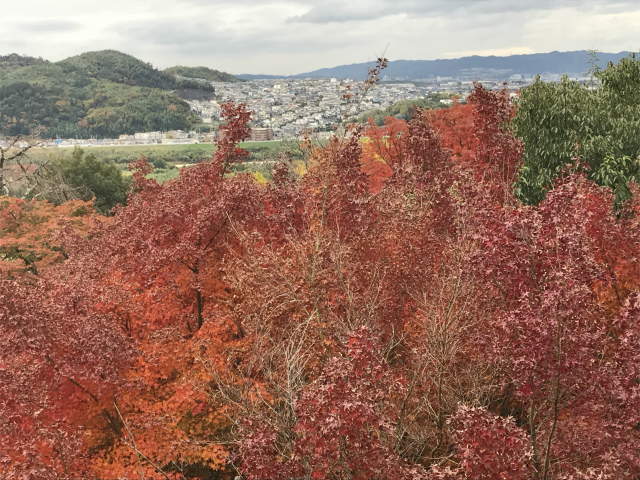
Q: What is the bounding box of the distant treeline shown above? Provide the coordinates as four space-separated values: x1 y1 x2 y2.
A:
355 93 453 125
164 65 243 83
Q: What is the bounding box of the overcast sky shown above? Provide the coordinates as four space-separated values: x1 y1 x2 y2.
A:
2 0 639 75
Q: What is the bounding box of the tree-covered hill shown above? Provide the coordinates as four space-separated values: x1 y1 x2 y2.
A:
164 65 242 83
0 54 47 72
57 50 176 89
0 50 237 138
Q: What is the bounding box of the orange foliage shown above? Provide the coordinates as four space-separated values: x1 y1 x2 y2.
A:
425 99 477 161
0 196 100 275
362 116 406 191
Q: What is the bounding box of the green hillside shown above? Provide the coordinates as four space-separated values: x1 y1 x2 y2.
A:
164 65 242 83
0 54 47 72
0 50 236 138
57 50 176 89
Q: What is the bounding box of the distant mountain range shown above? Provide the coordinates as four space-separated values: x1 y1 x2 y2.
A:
0 50 240 137
238 50 634 80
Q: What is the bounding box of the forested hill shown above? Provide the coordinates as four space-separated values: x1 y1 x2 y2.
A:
0 54 47 72
57 50 177 89
0 50 238 138
164 65 243 83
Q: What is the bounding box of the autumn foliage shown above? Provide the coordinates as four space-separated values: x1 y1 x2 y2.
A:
2 90 640 480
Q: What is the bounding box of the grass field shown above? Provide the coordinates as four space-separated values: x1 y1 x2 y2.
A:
19 140 285 165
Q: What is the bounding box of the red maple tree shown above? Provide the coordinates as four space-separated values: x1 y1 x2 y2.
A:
3 86 640 480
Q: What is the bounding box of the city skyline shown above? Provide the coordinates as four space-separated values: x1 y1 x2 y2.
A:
1 0 639 75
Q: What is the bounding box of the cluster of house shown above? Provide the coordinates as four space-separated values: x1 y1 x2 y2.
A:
53 130 199 148
47 127 277 148
183 72 581 139
1 127 278 149
187 77 471 138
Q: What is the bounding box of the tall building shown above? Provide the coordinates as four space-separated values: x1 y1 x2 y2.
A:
250 128 274 141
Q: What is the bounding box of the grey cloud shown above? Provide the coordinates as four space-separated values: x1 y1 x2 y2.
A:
16 19 82 33
112 18 346 57
117 22 218 47
288 6 387 23
288 0 640 24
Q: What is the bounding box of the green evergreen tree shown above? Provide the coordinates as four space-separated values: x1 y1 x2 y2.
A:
57 147 130 214
514 52 640 205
